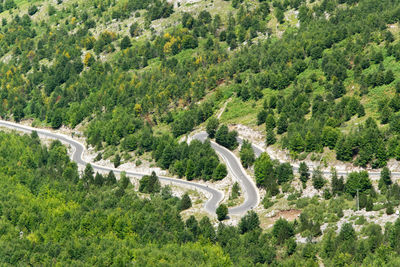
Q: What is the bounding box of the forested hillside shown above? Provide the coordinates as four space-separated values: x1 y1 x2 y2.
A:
0 130 400 265
0 0 398 171
1 0 400 265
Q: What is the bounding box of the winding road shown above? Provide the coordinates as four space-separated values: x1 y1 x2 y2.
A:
0 120 259 215
193 132 259 214
1 119 396 217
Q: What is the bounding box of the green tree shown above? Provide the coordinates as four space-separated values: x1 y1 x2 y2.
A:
120 36 131 50
129 22 140 37
277 116 288 134
139 171 160 193
216 204 228 221
331 169 344 195
345 171 372 197
265 114 276 130
114 153 121 168
272 218 294 244
230 182 240 199
199 216 216 241
299 162 310 186
240 140 255 168
179 193 192 211
379 166 392 190
286 238 297 256
254 153 279 195
312 168 325 190
94 172 104 186
266 129 276 146
186 159 196 180
322 126 340 149
275 163 293 184
51 109 63 129
239 211 260 234
257 110 268 125
336 136 353 162
213 163 227 180
83 163 94 185
215 125 238 150
106 171 117 185
206 117 219 138
119 172 131 189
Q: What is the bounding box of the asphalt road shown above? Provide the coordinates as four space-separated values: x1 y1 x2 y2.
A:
0 120 224 214
193 132 259 214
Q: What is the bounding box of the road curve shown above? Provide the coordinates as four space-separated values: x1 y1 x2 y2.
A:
0 120 224 214
193 132 259 215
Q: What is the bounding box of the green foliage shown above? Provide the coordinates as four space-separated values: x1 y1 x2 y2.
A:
272 218 294 245
239 140 255 168
216 204 228 221
213 163 228 180
206 117 219 138
230 182 240 200
262 195 275 209
238 211 260 234
345 171 372 197
312 168 325 190
179 193 192 211
299 162 309 186
139 171 161 193
215 125 238 150
379 167 392 191
254 153 278 195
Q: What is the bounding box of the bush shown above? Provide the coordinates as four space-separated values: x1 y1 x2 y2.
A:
216 204 228 221
262 196 275 209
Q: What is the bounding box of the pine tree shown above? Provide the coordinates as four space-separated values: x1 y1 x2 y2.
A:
83 163 94 185
114 153 121 168
120 172 131 190
265 114 276 130
240 140 255 168
179 193 192 211
120 36 131 50
94 172 104 186
331 169 344 195
266 129 276 146
239 211 260 234
379 166 392 190
277 116 288 134
299 162 309 186
107 171 117 185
